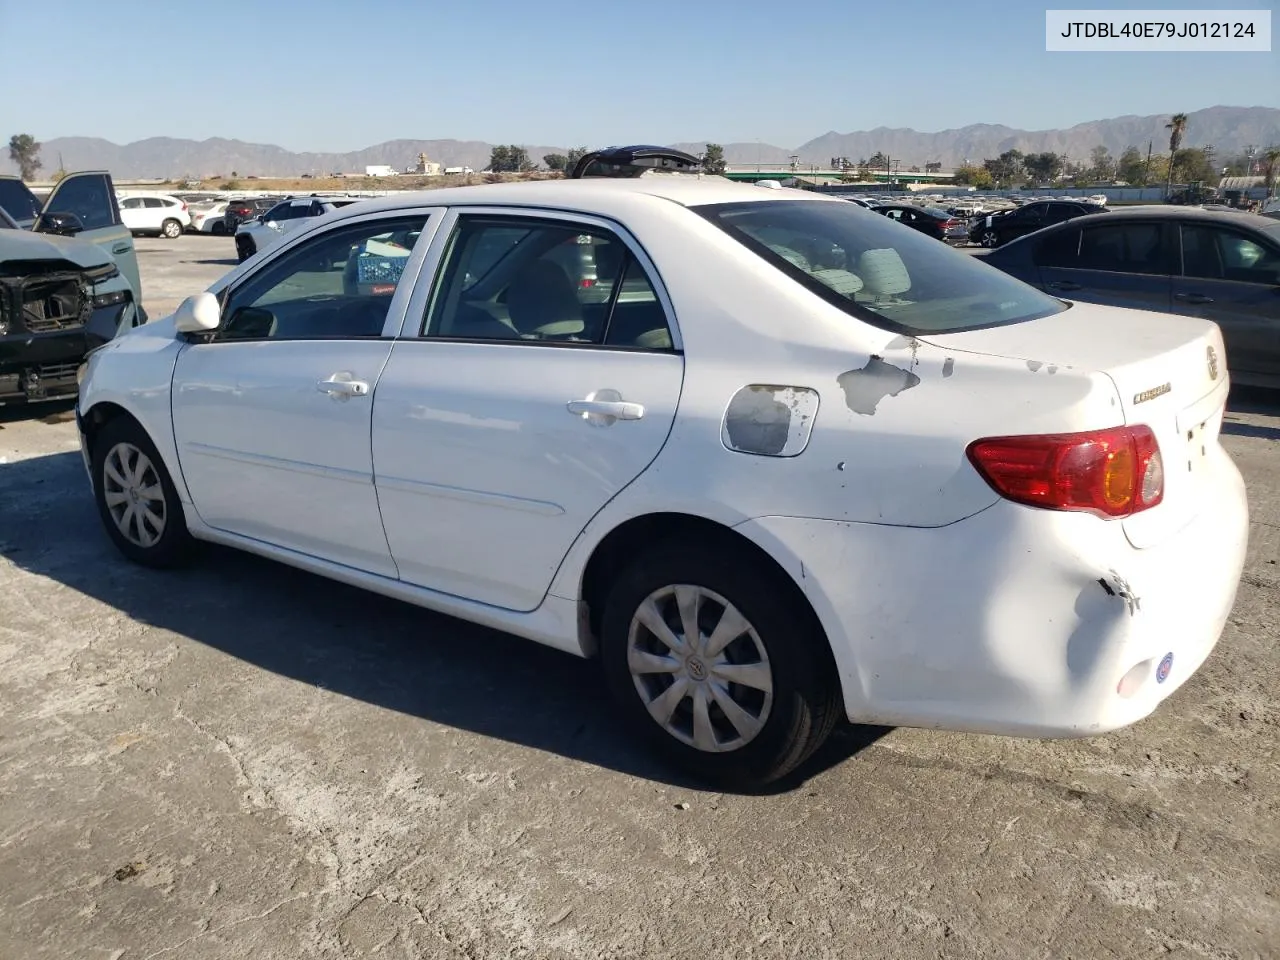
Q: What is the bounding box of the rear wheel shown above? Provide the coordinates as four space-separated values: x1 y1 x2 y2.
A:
600 543 840 788
91 416 194 568
980 231 1000 248
211 222 227 236
161 218 182 239
235 235 256 262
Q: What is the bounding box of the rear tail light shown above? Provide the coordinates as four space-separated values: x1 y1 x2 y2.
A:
967 425 1164 518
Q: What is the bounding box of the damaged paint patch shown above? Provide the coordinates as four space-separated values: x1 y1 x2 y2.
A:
1097 571 1141 616
837 356 921 416
722 384 820 457
942 357 955 378
1027 360 1044 372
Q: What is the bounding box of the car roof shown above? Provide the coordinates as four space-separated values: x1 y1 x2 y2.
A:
319 177 831 223
1052 206 1279 230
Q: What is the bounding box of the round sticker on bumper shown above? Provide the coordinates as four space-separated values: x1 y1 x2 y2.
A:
1156 652 1174 684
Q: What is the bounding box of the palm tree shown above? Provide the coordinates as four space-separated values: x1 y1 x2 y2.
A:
1165 113 1188 196
1263 145 1280 197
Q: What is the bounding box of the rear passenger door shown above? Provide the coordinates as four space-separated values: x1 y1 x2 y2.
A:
371 208 684 612
37 172 142 303
1034 219 1174 313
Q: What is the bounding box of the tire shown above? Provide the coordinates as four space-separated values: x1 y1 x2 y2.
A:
235 235 256 262
91 415 194 568
980 231 1000 248
161 218 182 239
211 222 227 236
600 543 841 788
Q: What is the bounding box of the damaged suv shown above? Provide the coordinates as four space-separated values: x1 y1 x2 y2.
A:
0 172 144 404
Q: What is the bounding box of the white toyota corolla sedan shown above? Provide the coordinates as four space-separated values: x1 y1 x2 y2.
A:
75 175 1249 787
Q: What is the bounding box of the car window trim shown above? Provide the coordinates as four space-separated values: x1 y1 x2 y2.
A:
195 206 447 345
393 205 684 353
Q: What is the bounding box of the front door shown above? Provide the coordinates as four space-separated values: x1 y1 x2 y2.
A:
372 210 684 612
1172 221 1280 382
172 210 440 575
37 172 142 303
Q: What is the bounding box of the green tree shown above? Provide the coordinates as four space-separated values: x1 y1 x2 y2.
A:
1115 146 1146 184
868 151 889 170
1262 146 1280 193
1087 145 1114 181
566 147 588 168
1165 112 1188 194
543 153 569 172
8 133 42 181
952 165 993 188
701 143 726 175
1172 147 1215 184
982 150 1023 187
487 145 512 172
1022 151 1063 184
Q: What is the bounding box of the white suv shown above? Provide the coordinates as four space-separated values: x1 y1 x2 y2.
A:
117 193 191 239
234 196 359 261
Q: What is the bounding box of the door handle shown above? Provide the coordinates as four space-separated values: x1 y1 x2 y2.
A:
1175 292 1214 305
566 397 645 424
112 242 131 254
1046 280 1081 291
317 374 369 399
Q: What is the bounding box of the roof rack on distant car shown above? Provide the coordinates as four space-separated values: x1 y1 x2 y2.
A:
568 145 704 179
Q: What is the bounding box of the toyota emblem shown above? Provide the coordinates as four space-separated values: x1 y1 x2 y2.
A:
1206 345 1219 381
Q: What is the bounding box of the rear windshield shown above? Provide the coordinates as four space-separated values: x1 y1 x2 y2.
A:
696 199 1068 335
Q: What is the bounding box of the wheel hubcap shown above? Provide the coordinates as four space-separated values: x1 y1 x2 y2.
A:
627 585 774 753
102 442 166 548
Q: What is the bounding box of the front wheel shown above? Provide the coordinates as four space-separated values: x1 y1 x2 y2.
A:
91 416 194 568
161 218 182 239
600 543 840 788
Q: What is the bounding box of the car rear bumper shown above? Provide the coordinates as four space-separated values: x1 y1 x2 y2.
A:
736 445 1248 737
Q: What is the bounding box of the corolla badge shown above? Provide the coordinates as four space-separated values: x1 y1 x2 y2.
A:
1207 345 1219 381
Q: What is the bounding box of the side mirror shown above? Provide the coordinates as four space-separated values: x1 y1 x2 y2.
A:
37 211 85 236
174 292 221 334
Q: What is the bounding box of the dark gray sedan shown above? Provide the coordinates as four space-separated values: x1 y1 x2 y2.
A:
981 207 1280 388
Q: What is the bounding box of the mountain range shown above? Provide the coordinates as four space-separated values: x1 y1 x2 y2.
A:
6 106 1276 179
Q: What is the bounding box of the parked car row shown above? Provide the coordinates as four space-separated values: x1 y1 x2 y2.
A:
980 205 1280 388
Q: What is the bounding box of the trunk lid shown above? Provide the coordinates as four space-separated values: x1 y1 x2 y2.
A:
921 301 1230 547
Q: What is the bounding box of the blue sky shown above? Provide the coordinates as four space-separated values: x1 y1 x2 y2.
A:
1 0 1275 150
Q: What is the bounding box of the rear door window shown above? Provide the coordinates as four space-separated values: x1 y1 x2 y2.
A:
1034 226 1082 267
698 198 1066 334
1078 223 1169 275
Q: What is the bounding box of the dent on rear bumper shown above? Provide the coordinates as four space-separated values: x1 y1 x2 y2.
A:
736 447 1248 738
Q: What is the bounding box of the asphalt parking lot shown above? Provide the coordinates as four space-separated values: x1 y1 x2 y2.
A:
1 234 1278 960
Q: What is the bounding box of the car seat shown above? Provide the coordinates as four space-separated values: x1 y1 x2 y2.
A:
506 260 585 338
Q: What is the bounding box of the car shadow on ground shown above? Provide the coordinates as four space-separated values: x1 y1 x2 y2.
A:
0 447 887 795
1225 386 1280 441
0 399 77 429
183 258 238 267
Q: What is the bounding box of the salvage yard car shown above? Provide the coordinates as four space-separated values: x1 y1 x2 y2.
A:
981 206 1280 389
75 175 1248 787
1 175 145 405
